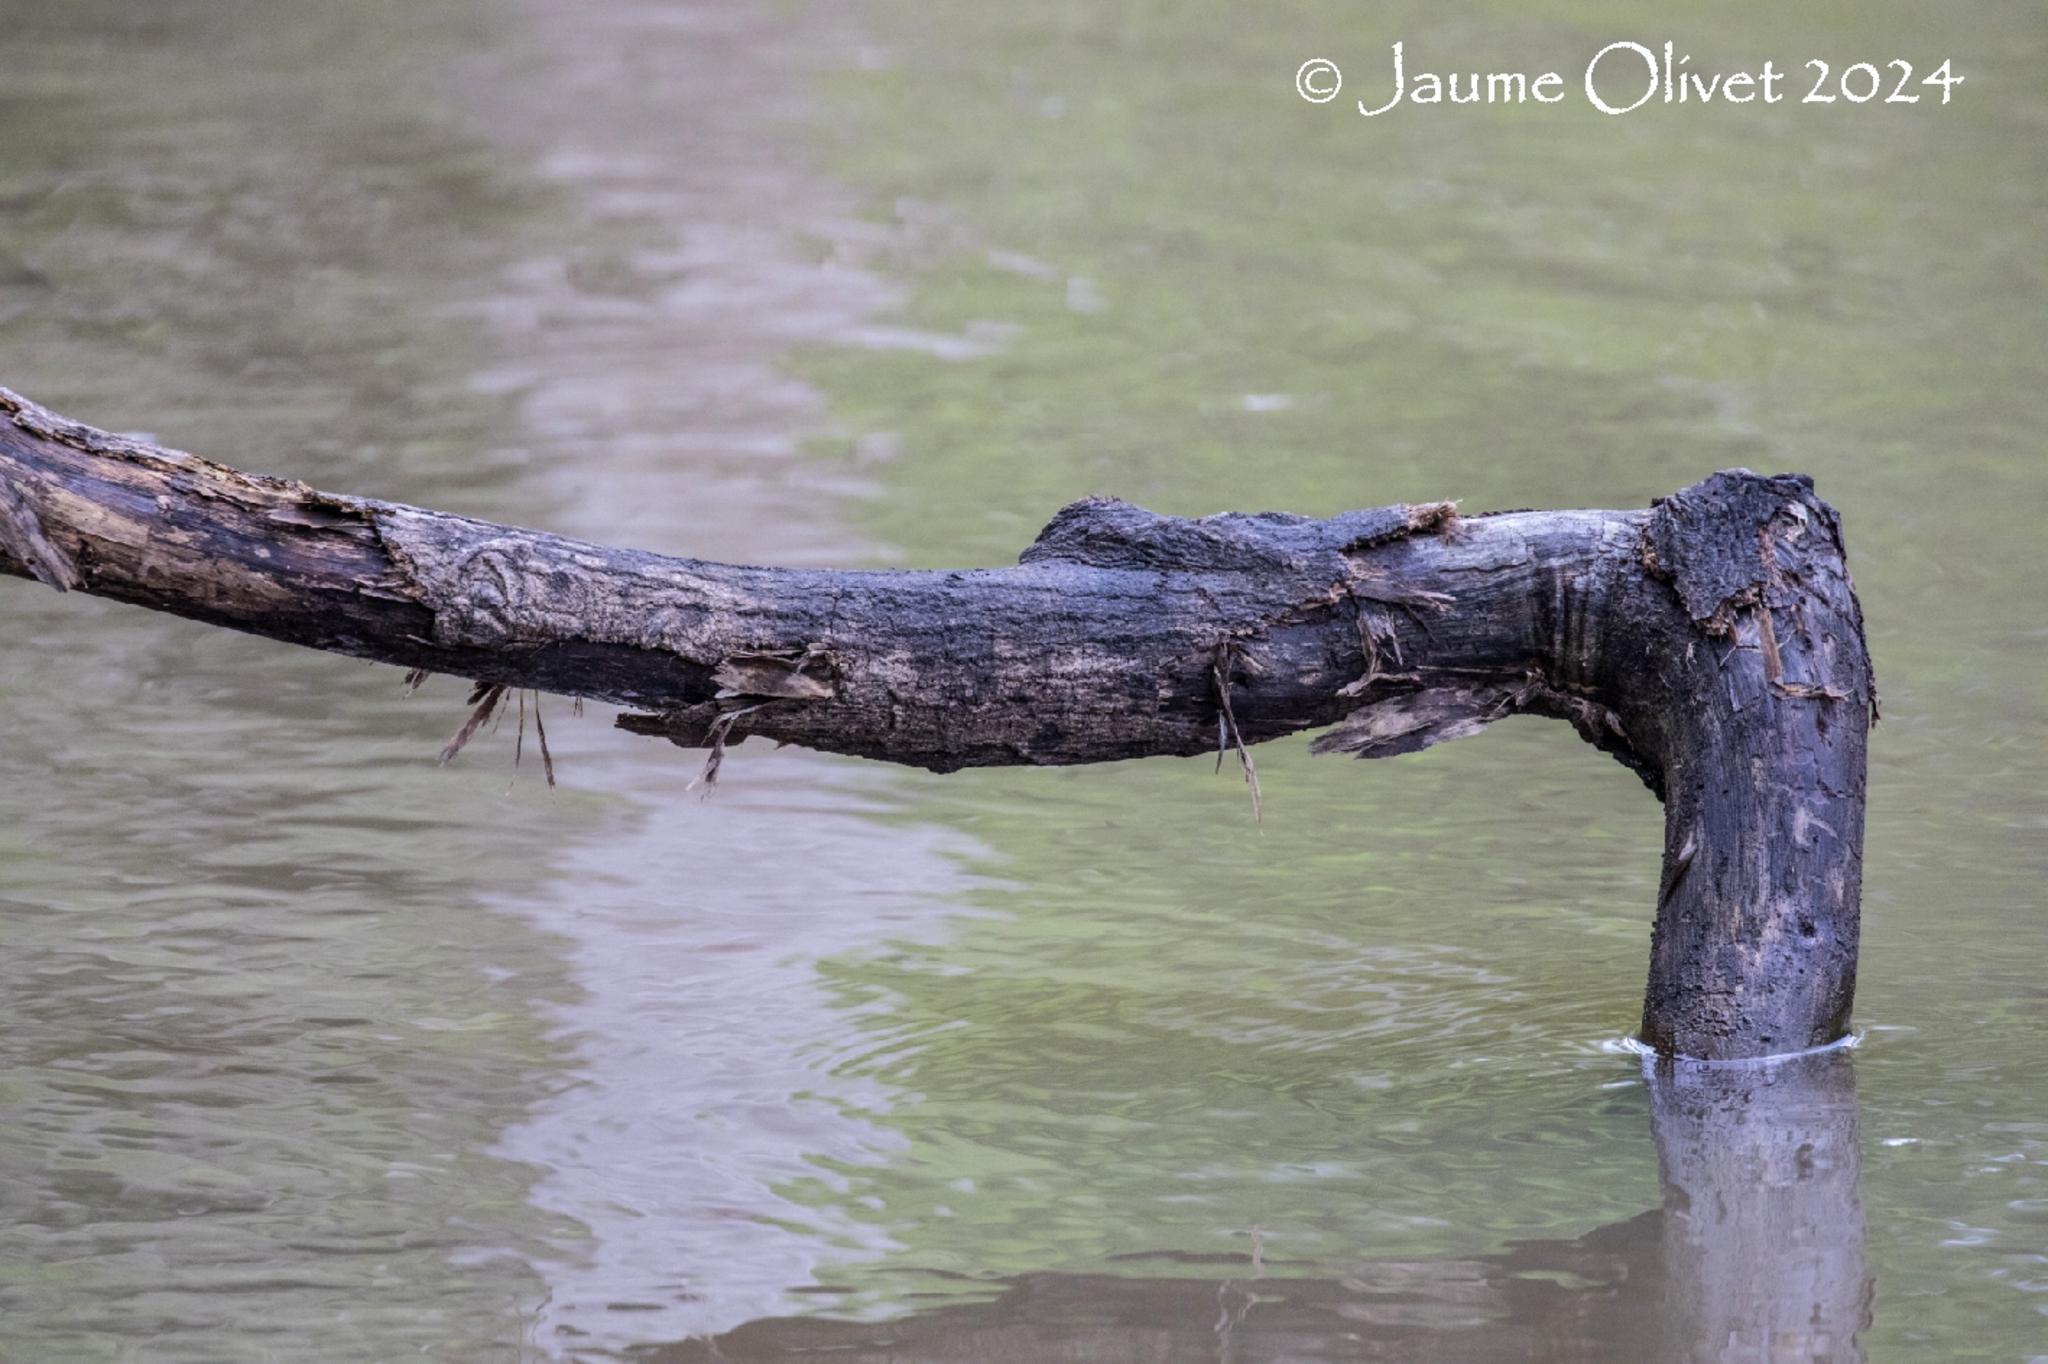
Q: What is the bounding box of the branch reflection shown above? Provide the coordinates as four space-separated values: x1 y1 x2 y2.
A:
646 1052 1870 1363
1650 1049 1871 1364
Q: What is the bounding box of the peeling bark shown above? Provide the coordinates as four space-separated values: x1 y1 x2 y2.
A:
0 387 1873 1060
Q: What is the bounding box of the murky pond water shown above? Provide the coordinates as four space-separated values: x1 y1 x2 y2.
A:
2 0 2044 1359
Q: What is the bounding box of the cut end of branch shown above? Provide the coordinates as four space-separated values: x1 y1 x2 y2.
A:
1645 470 1816 633
0 473 81 592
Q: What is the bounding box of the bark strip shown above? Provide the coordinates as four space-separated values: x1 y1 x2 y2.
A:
0 387 1874 1060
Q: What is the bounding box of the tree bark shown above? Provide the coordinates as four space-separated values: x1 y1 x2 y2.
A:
0 386 1874 1060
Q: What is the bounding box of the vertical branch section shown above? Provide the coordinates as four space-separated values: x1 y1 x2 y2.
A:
1631 473 1876 1059
0 386 1872 1061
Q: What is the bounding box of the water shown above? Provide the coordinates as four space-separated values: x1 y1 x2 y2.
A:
1 0 2044 1359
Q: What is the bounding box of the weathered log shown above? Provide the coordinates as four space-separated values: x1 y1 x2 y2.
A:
0 387 1873 1060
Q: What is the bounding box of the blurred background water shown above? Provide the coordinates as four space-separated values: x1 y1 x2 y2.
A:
0 0 2043 1359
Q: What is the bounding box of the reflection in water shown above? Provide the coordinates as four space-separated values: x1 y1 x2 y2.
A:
0 3 590 1357
1 0 989 1355
4 0 2045 1355
645 1054 1868 1364
488 759 986 1350
455 0 993 1351
1650 1053 1869 1364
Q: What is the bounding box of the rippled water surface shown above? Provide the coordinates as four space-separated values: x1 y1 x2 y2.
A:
1 0 2044 1359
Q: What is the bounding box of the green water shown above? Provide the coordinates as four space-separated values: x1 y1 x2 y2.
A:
788 1 2048 1352
1 0 2044 1359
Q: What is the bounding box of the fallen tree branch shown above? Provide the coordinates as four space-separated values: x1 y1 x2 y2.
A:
0 387 1873 1060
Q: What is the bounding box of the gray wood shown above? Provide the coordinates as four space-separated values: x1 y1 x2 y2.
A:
0 387 1874 1060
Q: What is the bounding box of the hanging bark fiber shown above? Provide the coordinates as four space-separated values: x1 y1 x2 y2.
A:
0 387 1873 1061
